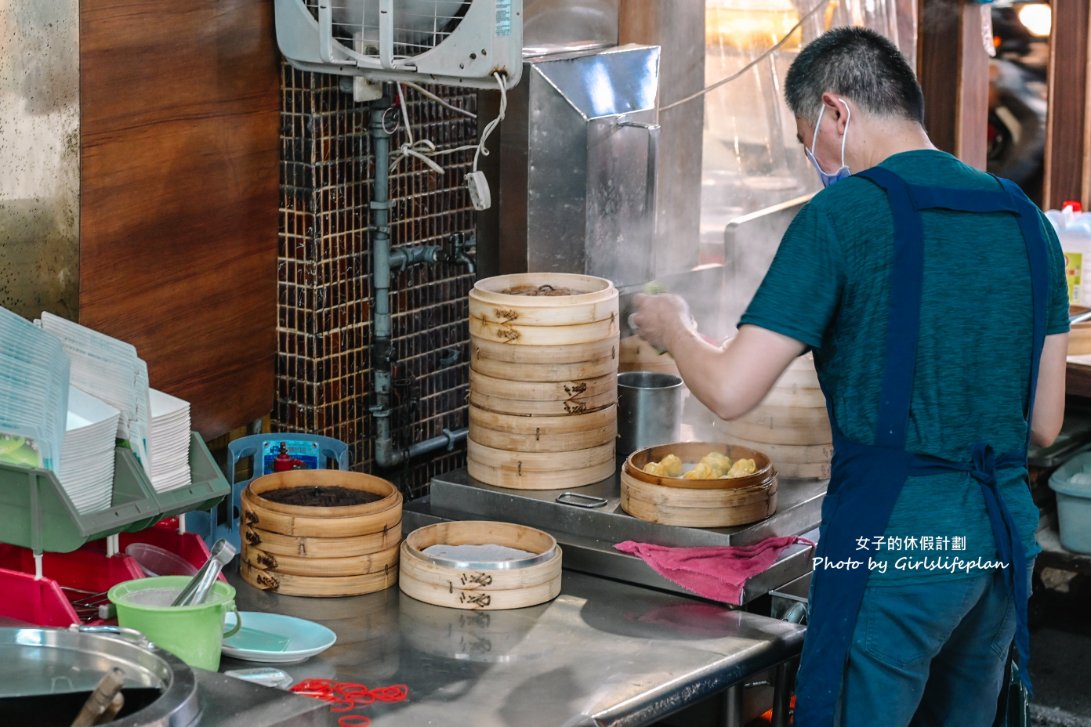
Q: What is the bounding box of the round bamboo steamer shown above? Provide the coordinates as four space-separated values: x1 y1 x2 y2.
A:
239 469 403 597
624 441 774 490
399 521 562 610
717 435 833 466
469 315 618 346
619 334 680 376
469 384 616 417
469 403 619 449
471 350 617 382
243 524 402 558
469 403 615 435
620 469 778 527
1069 306 1091 355
241 560 399 598
469 292 617 327
471 273 616 309
242 542 400 577
468 449 616 489
242 486 402 538
471 336 618 367
468 369 616 402
757 384 827 409
468 439 614 473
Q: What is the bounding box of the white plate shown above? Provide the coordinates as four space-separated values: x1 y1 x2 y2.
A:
222 612 337 664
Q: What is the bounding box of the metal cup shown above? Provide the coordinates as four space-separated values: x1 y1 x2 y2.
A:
617 371 684 457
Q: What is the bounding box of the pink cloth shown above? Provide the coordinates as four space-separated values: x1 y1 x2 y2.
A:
614 536 815 606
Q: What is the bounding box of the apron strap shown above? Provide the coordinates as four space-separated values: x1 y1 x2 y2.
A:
853 167 923 449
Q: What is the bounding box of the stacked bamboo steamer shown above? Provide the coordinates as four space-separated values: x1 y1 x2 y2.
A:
468 273 619 489
239 469 402 597
399 521 562 610
720 353 832 479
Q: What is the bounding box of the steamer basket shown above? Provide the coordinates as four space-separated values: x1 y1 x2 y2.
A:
624 441 774 490
240 470 402 597
468 405 616 454
620 469 778 528
399 521 562 611
467 273 620 490
720 354 833 480
467 439 615 490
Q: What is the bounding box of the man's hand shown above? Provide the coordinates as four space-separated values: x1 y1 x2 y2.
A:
628 293 696 353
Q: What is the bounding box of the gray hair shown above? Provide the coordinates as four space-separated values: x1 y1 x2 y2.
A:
784 27 924 124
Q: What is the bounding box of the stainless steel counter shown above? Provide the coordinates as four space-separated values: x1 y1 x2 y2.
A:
224 568 805 727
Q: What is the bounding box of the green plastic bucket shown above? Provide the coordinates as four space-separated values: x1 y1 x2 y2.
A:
108 576 241 671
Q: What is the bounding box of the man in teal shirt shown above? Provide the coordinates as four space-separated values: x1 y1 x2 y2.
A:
632 27 1069 727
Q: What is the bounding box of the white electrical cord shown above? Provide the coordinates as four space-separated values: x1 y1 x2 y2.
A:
388 72 508 178
402 82 477 120
660 0 828 113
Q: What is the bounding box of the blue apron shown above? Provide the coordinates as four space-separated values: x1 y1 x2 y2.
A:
793 167 1049 727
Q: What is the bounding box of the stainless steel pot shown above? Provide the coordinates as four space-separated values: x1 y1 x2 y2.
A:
0 626 200 726
617 371 684 457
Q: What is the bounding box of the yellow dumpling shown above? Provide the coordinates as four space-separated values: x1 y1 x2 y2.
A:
660 454 684 477
725 458 757 478
699 451 731 477
683 462 715 480
643 461 665 476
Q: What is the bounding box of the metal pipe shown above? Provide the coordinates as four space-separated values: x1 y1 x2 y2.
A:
368 87 472 469
369 88 398 469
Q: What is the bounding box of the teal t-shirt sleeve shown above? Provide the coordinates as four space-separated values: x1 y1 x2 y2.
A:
738 200 842 349
1041 215 1071 335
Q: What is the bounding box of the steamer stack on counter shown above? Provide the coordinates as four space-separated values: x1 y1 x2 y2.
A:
468 273 620 489
719 353 832 479
239 470 402 597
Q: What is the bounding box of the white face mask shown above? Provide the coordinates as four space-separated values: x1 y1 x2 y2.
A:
805 99 852 188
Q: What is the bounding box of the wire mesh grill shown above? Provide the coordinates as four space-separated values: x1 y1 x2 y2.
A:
277 63 477 498
302 0 471 57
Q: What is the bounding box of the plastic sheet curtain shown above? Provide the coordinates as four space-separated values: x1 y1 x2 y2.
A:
700 0 916 239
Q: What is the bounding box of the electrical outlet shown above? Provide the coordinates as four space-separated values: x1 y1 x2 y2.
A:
466 171 492 211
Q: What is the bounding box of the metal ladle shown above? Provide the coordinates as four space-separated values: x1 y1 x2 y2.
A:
170 539 236 607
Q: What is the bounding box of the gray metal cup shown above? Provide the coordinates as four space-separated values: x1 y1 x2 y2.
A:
617 371 684 457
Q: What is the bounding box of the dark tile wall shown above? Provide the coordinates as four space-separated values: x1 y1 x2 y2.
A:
276 65 477 498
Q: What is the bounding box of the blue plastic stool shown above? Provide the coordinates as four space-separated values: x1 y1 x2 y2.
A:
185 433 349 550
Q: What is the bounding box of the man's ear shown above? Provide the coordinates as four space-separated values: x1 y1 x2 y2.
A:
820 92 849 133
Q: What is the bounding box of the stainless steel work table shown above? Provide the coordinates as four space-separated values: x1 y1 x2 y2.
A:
225 568 805 727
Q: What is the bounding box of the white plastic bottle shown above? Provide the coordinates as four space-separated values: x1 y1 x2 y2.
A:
1046 201 1091 306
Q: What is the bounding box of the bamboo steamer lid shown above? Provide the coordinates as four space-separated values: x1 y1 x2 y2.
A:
399 521 562 610
469 273 618 345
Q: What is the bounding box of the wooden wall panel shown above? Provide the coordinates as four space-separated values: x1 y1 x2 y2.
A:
80 0 280 439
917 0 988 169
1043 0 1091 210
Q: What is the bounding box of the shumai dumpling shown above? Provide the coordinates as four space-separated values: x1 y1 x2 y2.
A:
643 461 665 476
700 451 732 477
683 461 716 480
660 453 684 477
725 458 757 478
